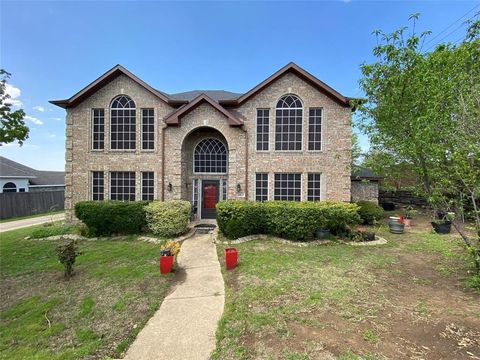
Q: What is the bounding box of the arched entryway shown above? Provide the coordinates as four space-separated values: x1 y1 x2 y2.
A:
181 127 229 219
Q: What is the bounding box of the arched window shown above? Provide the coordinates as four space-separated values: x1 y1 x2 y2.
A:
3 182 17 193
275 94 303 151
110 95 136 150
194 138 227 173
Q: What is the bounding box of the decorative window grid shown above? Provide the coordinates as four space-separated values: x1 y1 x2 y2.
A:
110 95 136 150
275 95 303 151
110 171 135 201
192 179 199 216
141 172 154 200
307 173 321 201
92 109 105 150
194 138 227 173
308 108 322 151
274 173 301 201
2 182 17 193
141 109 154 150
91 171 104 200
255 173 269 201
221 179 228 201
256 109 269 151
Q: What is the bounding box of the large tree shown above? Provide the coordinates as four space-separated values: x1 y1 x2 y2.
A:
0 70 29 145
354 15 479 271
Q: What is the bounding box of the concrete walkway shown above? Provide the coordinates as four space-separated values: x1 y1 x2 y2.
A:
124 232 225 360
0 213 65 233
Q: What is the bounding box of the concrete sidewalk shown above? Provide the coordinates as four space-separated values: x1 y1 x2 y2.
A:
124 232 225 360
0 213 65 233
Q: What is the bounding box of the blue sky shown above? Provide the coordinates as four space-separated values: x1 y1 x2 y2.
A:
1 1 478 170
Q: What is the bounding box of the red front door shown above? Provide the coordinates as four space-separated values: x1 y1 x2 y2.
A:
202 181 219 219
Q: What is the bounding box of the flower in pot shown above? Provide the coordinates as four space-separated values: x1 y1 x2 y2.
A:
404 206 419 227
388 216 405 234
159 240 181 274
431 212 454 234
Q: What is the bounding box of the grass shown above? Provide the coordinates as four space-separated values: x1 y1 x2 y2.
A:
0 224 174 360
213 221 480 359
0 210 64 223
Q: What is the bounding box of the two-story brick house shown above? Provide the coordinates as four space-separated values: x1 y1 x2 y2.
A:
51 62 353 222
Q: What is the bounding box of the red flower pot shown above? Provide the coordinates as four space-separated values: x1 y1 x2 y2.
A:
160 255 174 274
225 248 238 270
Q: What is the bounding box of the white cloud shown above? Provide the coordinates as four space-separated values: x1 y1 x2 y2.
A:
25 115 44 125
48 133 56 138
33 106 45 112
5 83 22 107
51 117 63 121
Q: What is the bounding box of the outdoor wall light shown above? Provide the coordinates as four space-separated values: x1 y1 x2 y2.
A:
167 183 173 192
236 183 241 193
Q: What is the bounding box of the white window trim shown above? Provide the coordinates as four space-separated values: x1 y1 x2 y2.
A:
192 138 228 175
141 108 155 152
255 108 270 152
91 108 105 152
307 107 324 152
274 94 304 152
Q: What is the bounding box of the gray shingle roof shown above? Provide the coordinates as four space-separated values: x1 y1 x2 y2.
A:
0 156 64 185
168 90 242 102
351 167 382 180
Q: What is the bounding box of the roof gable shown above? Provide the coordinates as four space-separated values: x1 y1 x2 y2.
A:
164 94 243 127
231 62 351 108
50 65 170 108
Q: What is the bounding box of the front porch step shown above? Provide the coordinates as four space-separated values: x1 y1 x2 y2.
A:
194 223 217 234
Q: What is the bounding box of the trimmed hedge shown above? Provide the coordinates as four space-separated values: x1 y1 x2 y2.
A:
217 200 360 240
145 200 191 238
356 201 384 225
74 201 148 236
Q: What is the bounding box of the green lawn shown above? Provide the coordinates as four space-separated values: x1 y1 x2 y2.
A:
214 222 480 360
0 225 173 360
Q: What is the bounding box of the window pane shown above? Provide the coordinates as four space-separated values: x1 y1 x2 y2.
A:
194 138 227 173
141 109 155 150
110 172 135 201
111 96 136 150
256 109 269 151
274 173 301 201
92 109 104 150
255 173 268 201
141 172 154 200
275 96 303 151
91 171 104 200
308 108 322 151
307 173 321 201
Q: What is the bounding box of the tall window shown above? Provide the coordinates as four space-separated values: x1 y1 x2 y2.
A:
275 95 303 151
307 173 321 201
142 109 154 150
110 171 135 201
91 171 104 200
194 138 227 173
110 95 136 150
92 109 105 150
141 172 154 200
308 108 322 151
255 173 268 201
256 109 269 151
274 173 301 201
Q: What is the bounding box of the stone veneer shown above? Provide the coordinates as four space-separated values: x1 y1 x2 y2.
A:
351 180 379 204
64 71 352 223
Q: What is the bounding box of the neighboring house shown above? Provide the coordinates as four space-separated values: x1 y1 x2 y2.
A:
51 62 354 222
0 156 65 193
351 167 382 204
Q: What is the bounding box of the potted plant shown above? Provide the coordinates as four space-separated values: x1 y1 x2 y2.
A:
159 240 181 274
431 212 454 234
388 216 405 234
404 206 419 227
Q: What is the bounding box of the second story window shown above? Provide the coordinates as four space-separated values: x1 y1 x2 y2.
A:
110 95 136 150
275 94 303 151
92 109 104 150
142 109 154 150
308 108 322 150
194 138 227 174
256 109 269 151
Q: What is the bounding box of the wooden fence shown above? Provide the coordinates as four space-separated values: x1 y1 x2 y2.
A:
0 190 64 219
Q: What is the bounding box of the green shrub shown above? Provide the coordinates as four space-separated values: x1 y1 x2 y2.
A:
356 201 384 225
74 201 148 236
56 240 82 279
145 200 191 238
216 200 360 240
31 224 78 239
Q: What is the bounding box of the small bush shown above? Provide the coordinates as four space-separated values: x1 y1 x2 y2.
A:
356 201 384 225
74 201 148 236
31 224 78 239
56 240 82 280
217 201 360 240
145 200 191 238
